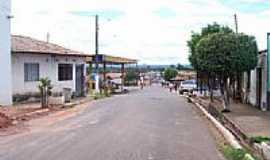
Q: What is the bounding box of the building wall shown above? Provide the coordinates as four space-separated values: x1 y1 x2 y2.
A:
248 52 267 110
260 53 267 110
12 53 86 95
249 70 257 106
0 0 12 105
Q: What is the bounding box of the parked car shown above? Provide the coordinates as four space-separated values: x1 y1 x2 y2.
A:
179 80 197 94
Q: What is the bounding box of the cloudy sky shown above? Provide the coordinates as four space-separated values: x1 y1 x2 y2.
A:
11 0 270 65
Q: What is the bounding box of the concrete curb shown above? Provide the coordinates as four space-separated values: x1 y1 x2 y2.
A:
187 96 255 160
24 108 50 117
62 97 93 108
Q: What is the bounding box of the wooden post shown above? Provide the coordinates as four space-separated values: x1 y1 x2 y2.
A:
136 63 138 85
103 62 106 82
88 62 93 94
121 63 125 91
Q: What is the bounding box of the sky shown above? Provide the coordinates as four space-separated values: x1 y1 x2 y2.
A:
10 0 270 65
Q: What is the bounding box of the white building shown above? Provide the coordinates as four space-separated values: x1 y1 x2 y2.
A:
242 50 267 111
0 0 13 105
11 35 89 102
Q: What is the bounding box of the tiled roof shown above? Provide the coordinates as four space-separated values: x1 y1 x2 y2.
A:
11 35 90 57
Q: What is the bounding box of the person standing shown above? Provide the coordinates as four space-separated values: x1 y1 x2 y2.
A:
169 83 173 92
140 75 144 90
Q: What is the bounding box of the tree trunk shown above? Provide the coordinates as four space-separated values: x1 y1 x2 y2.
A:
41 89 45 108
196 72 200 93
244 71 251 104
199 73 203 94
209 77 214 102
236 73 242 102
41 88 48 108
229 76 236 100
221 77 231 112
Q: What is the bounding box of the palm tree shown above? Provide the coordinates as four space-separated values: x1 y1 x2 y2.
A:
38 78 53 108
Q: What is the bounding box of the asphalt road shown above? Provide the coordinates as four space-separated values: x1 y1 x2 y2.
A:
0 85 224 160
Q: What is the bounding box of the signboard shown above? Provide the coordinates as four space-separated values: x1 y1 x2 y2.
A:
94 54 103 63
267 33 270 109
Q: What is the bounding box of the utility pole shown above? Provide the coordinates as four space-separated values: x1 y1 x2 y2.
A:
94 15 100 93
234 13 242 102
95 15 99 59
234 14 238 34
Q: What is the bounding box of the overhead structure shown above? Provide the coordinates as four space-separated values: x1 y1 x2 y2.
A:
88 54 137 64
87 54 138 91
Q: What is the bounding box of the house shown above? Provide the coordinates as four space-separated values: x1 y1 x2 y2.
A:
0 0 13 105
243 50 267 111
11 35 90 102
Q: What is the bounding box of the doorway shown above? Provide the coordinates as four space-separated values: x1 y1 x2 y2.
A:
256 68 262 108
75 64 85 97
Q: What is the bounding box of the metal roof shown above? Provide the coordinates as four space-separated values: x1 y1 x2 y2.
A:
88 54 137 64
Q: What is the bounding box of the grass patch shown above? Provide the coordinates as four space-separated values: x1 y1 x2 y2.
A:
92 92 111 100
222 145 261 160
250 136 270 144
223 146 247 160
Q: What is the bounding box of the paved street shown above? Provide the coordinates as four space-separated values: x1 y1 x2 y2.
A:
0 85 224 160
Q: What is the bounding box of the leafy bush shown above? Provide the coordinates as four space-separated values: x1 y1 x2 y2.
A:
38 78 53 108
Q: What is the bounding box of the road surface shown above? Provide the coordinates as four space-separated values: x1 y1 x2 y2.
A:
0 85 224 160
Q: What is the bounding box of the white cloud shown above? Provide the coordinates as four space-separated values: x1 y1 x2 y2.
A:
11 0 270 65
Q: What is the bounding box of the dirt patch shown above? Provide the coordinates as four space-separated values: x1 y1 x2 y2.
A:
0 112 12 128
0 105 62 133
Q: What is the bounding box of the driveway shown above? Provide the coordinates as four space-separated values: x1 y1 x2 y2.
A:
0 85 224 160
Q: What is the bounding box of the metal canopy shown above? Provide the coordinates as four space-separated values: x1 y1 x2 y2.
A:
87 54 137 64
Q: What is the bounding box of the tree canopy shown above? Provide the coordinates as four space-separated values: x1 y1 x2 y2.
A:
125 70 138 83
163 68 178 81
187 22 258 109
195 32 258 78
187 23 233 70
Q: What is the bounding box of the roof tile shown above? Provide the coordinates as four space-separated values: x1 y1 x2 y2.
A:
11 35 89 57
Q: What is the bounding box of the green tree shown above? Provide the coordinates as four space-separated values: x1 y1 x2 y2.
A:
196 32 258 110
176 63 184 70
163 68 178 81
187 23 234 95
124 70 138 85
187 23 233 71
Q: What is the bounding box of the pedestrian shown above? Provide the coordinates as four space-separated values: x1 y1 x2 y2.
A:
174 83 178 92
169 83 173 92
140 76 144 90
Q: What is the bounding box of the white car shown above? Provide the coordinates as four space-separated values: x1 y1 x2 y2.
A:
179 80 197 94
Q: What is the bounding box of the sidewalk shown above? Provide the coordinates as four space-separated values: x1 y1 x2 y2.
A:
224 103 270 137
0 96 93 129
198 97 270 138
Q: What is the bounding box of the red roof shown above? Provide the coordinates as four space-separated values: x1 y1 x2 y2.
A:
11 35 90 57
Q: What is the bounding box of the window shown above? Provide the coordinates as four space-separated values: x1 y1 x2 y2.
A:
58 64 73 81
24 63 40 82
